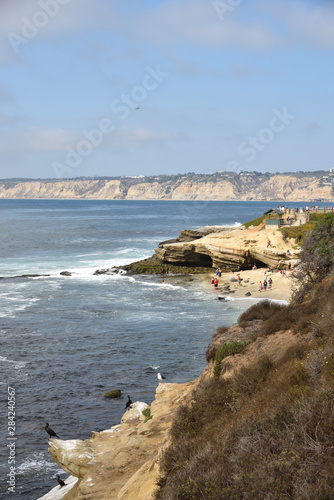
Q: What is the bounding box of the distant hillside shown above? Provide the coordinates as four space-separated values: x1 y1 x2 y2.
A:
0 172 333 201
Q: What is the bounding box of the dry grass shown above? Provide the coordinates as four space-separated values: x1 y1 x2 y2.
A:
155 278 334 500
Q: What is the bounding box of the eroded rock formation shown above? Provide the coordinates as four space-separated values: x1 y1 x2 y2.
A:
155 223 298 270
39 386 198 500
40 316 306 500
0 173 332 201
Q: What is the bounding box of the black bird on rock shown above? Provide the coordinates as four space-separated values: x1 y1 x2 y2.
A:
125 395 132 410
56 475 66 488
44 422 60 439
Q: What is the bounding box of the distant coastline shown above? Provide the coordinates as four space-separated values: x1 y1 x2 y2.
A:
0 171 333 201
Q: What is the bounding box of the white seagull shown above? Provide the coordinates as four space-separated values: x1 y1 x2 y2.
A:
157 373 166 381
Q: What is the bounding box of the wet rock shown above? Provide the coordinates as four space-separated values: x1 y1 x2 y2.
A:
60 271 72 276
103 389 122 399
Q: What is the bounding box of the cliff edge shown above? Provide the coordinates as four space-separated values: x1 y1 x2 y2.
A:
0 172 332 201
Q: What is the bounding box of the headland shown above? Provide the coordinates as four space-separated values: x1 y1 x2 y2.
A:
38 207 334 500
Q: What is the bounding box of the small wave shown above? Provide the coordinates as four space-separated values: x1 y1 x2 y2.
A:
0 302 38 317
145 365 160 372
0 356 28 369
17 453 58 474
139 281 183 290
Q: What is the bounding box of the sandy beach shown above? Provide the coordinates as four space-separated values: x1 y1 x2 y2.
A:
204 267 295 302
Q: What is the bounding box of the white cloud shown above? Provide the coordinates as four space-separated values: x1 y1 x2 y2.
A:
0 0 117 62
1 0 334 65
112 0 334 50
0 126 78 153
25 127 79 151
259 0 334 49
107 126 172 150
127 1 276 50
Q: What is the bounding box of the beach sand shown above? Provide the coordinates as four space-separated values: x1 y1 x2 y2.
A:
204 267 295 302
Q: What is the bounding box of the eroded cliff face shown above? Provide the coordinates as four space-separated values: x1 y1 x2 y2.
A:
39 382 198 500
155 222 298 270
0 174 332 200
40 318 304 500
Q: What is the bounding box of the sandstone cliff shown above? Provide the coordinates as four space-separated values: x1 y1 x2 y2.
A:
39 382 199 500
38 309 305 500
154 222 298 270
0 173 332 200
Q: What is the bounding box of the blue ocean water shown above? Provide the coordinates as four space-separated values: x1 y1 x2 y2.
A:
0 199 323 499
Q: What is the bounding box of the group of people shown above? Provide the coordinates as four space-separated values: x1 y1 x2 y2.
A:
259 275 272 292
211 277 219 287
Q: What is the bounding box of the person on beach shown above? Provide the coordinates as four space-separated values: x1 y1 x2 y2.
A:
216 268 219 276
211 277 215 285
267 240 271 248
286 249 291 256
252 264 257 270
259 281 263 292
263 280 267 291
218 268 222 277
237 275 242 286
268 277 272 289
288 262 291 270
214 278 219 288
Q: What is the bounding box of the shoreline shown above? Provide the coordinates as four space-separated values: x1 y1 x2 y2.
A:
198 267 294 302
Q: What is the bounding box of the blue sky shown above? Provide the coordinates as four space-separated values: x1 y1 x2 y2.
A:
0 0 333 178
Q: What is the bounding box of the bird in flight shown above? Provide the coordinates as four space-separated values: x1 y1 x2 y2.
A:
44 422 60 439
157 373 166 381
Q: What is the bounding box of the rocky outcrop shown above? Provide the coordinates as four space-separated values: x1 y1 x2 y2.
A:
41 316 306 500
155 223 298 270
40 385 198 500
0 173 332 200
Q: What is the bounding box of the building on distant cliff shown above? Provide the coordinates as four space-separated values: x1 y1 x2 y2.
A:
322 169 334 185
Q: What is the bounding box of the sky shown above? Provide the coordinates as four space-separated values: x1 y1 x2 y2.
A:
0 0 333 179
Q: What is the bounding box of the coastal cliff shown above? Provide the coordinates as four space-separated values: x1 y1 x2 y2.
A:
0 172 333 200
39 277 334 500
124 222 298 273
39 213 334 499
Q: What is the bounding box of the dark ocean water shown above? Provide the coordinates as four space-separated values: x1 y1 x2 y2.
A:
0 199 324 499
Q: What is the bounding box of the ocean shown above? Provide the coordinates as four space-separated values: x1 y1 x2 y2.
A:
0 199 323 499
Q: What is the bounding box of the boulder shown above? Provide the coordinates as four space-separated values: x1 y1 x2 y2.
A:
48 439 93 477
121 401 150 423
103 389 121 399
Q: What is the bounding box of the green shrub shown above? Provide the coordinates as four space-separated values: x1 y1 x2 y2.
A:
213 340 251 377
142 407 153 423
238 300 287 324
